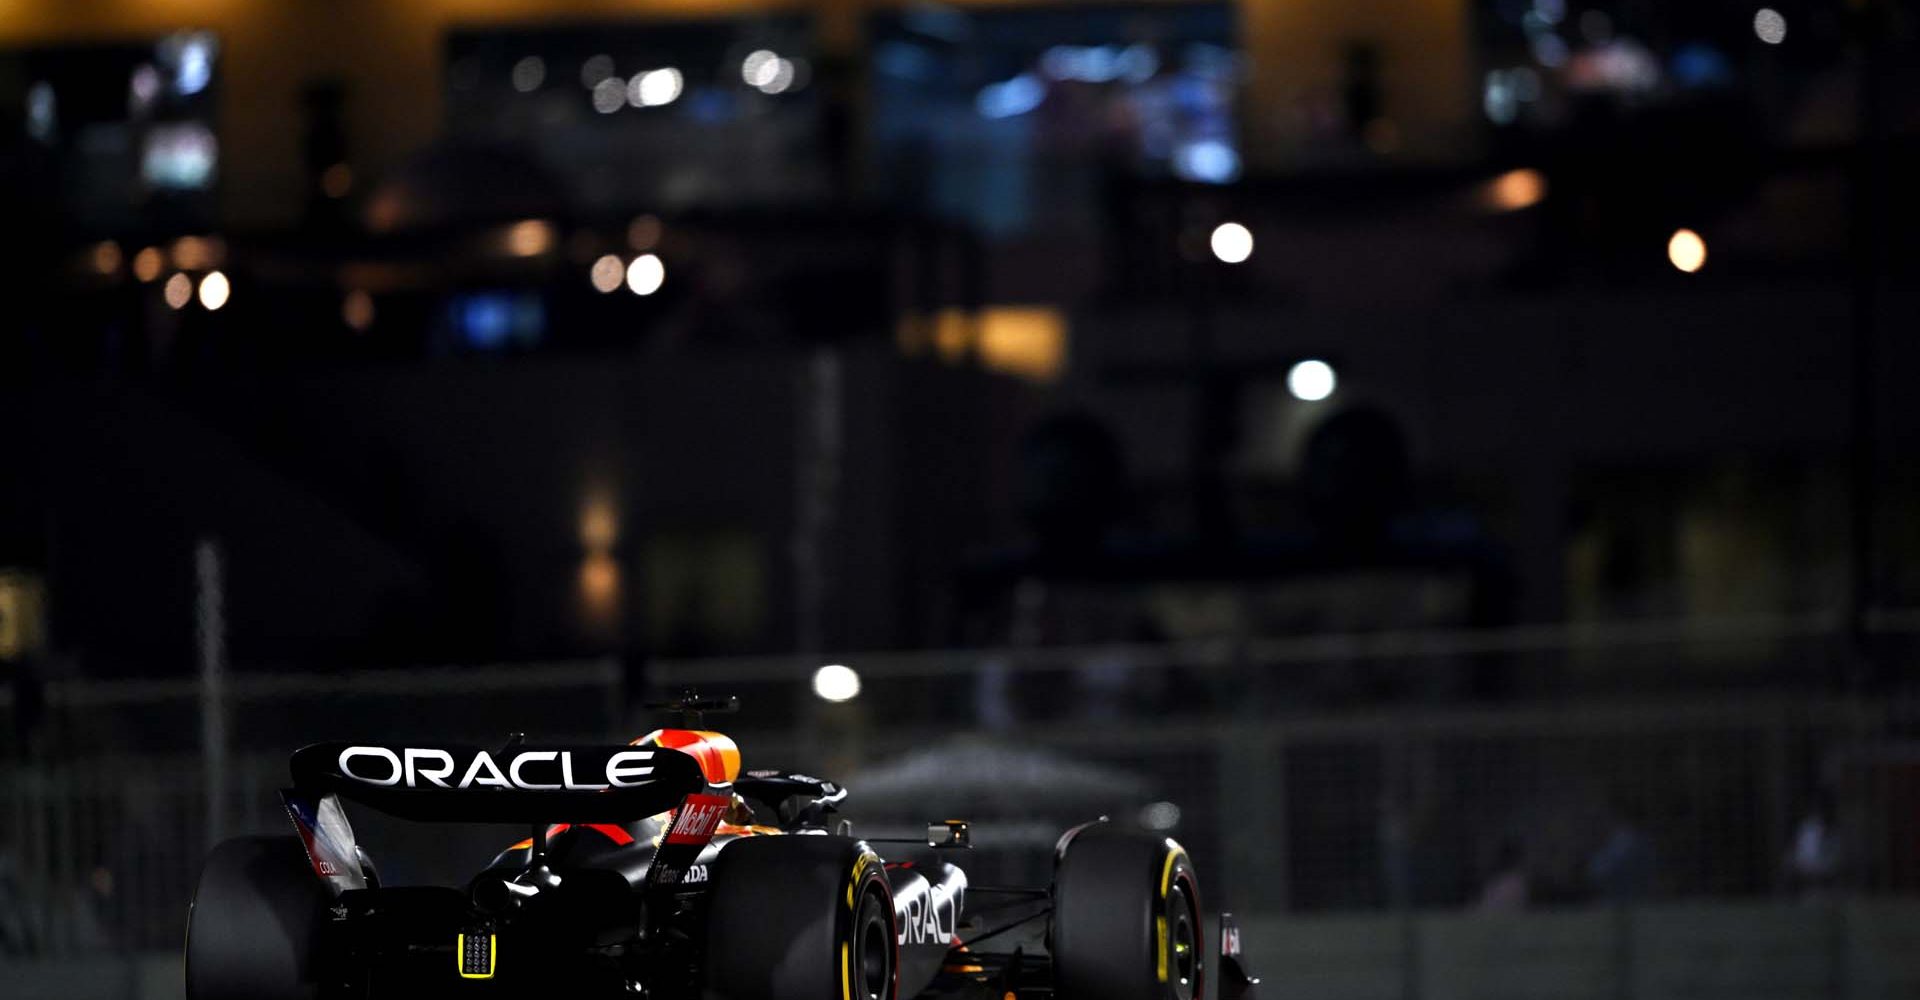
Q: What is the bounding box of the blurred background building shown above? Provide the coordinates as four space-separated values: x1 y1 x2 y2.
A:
2 0 1919 996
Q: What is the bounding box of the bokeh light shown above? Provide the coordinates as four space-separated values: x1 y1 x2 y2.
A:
163 272 192 310
171 235 213 270
1287 359 1337 402
511 56 545 93
1486 168 1547 211
132 247 164 283
628 215 663 251
591 77 627 114
626 253 665 295
1140 801 1183 831
505 219 555 257
590 254 625 293
197 271 230 311
579 54 614 88
90 240 123 276
320 163 352 199
342 289 375 331
1210 221 1254 264
742 50 778 87
1753 8 1787 45
630 68 683 108
812 664 862 703
1668 228 1707 273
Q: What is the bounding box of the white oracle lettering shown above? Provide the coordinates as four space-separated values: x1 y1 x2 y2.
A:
458 750 512 789
508 750 560 790
605 750 656 787
338 746 402 786
897 883 956 946
561 752 609 790
897 893 920 945
404 748 455 788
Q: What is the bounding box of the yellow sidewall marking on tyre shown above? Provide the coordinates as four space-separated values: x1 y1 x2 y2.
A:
1156 915 1169 982
841 941 852 1000
1160 842 1187 898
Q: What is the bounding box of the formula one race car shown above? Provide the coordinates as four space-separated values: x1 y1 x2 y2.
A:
185 695 1258 1000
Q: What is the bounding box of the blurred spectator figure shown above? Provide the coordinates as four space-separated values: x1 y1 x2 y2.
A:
1784 792 1843 898
1477 838 1531 911
1587 799 1658 902
1300 407 1411 554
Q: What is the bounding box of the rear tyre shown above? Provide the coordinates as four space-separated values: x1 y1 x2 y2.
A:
184 836 329 1000
704 835 896 1000
1050 824 1205 1000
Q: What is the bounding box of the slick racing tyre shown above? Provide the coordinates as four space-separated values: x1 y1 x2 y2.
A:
705 835 896 1000
1050 824 1204 1000
185 836 330 1000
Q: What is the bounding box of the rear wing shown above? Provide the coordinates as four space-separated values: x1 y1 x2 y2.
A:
288 741 708 823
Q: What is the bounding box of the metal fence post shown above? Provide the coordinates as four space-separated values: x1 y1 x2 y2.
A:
196 539 228 849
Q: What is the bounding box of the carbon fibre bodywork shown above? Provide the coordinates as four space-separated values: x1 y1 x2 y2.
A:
194 727 1254 1000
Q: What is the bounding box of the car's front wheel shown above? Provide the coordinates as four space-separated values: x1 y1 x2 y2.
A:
1050 823 1205 1000
704 835 896 1000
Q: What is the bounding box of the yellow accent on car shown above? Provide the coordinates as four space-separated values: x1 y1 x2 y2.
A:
1160 841 1187 898
1155 915 1169 982
456 932 496 980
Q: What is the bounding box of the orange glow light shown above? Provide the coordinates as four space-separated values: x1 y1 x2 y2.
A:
1486 168 1547 211
132 247 164 283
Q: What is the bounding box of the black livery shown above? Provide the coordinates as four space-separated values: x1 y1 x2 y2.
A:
183 697 1258 1000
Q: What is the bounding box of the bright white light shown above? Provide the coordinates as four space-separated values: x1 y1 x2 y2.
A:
1209 222 1254 264
1753 8 1787 45
758 58 796 94
743 49 780 87
626 254 665 295
163 272 192 310
580 54 615 88
592 77 627 114
197 270 230 311
976 73 1045 119
812 664 862 703
630 68 683 107
1140 801 1182 831
172 33 214 96
511 56 546 93
590 254 625 293
1287 359 1337 402
1668 228 1707 273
